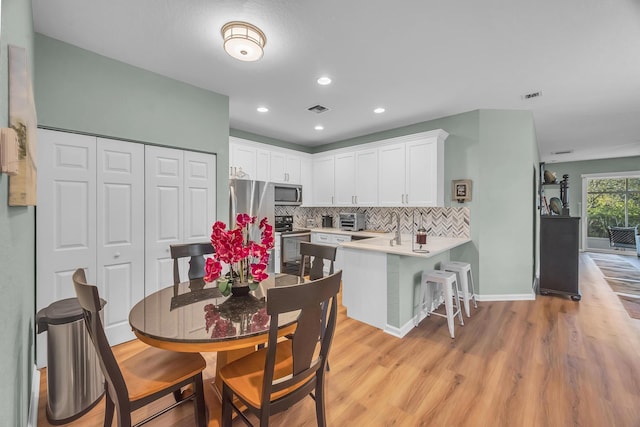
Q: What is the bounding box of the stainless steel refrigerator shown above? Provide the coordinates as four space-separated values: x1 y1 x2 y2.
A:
229 179 275 272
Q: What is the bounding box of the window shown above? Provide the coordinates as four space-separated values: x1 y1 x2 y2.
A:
586 177 640 239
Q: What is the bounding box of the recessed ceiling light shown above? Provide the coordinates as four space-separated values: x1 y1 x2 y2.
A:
314 125 324 131
317 77 332 85
257 107 269 113
374 107 385 114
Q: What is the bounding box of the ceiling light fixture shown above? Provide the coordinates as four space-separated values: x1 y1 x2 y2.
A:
317 77 332 85
374 107 385 114
315 125 324 131
257 106 269 113
221 21 266 62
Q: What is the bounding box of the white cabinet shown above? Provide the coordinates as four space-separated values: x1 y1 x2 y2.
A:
378 143 407 205
378 133 445 206
230 142 256 178
270 152 302 184
312 155 335 205
300 156 313 206
354 148 378 205
334 152 355 205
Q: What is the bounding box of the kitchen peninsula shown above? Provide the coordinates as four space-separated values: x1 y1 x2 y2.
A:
339 235 471 337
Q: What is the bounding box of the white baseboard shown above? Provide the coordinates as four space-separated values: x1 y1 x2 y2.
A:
27 364 40 427
475 292 536 301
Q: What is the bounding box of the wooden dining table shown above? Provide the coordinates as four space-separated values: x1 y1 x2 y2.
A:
128 273 303 425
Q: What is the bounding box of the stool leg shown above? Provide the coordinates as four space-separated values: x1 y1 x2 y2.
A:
443 280 455 338
416 281 426 327
457 270 471 318
469 269 478 309
452 281 464 326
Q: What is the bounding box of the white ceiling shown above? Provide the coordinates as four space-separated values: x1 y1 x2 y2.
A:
32 0 640 163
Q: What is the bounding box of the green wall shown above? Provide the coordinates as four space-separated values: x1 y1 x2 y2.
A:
0 1 35 425
34 34 230 219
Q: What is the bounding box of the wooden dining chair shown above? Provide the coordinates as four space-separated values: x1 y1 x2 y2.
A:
72 268 207 427
298 241 337 280
170 242 214 296
219 270 342 427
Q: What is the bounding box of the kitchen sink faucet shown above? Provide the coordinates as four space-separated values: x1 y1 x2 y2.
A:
388 212 402 246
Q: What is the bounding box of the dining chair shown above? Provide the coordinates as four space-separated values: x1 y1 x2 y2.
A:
219 270 343 427
170 242 214 296
72 268 207 427
298 241 337 280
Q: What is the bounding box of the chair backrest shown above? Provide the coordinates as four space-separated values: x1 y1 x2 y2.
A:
169 242 214 294
608 226 638 248
72 269 131 416
262 270 342 408
298 241 337 280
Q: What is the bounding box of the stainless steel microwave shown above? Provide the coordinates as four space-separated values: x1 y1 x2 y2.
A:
274 183 303 206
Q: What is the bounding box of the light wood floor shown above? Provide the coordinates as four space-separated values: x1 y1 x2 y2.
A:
38 253 640 426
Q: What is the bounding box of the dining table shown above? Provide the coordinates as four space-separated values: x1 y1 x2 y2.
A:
128 273 304 425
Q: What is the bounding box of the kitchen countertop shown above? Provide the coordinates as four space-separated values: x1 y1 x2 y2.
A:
340 234 471 258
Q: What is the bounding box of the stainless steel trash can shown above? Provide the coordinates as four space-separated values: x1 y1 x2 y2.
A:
36 297 106 425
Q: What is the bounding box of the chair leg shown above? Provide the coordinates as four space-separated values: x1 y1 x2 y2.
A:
453 283 464 327
469 270 478 309
173 389 182 402
314 378 327 427
103 390 115 427
221 384 234 427
193 374 207 427
443 280 455 338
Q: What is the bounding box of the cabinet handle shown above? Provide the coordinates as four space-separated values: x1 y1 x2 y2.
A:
405 194 408 204
355 196 358 204
331 196 334 205
114 252 121 258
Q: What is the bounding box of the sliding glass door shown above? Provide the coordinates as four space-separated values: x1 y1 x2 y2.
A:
583 174 640 252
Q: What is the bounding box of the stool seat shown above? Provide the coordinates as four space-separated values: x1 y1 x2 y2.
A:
418 270 464 338
442 261 477 317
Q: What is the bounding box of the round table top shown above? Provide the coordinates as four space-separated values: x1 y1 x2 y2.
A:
129 273 303 351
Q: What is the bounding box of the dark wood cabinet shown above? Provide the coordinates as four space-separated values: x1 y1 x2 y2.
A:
540 216 581 301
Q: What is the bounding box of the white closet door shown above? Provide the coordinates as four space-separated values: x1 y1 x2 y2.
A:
145 145 183 297
184 151 216 243
97 138 144 344
36 129 97 367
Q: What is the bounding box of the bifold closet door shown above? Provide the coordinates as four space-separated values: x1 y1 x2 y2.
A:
144 146 216 298
96 138 145 345
36 131 145 365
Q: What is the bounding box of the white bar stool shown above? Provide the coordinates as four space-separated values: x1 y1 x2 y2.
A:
418 270 464 338
441 261 478 318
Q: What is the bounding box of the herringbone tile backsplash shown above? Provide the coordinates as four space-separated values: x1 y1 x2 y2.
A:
274 206 470 238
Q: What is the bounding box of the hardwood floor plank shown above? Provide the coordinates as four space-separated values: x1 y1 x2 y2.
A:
38 253 640 426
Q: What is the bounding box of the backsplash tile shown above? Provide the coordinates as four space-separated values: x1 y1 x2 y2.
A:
274 206 470 238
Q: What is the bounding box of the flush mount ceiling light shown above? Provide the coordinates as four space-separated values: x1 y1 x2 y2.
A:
221 21 266 62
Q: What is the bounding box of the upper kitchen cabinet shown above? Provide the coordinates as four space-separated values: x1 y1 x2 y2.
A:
378 130 447 206
229 137 269 181
312 155 335 205
334 149 378 206
270 151 302 184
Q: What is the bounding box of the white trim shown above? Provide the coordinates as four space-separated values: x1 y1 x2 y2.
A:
27 365 40 427
475 292 536 302
581 170 640 179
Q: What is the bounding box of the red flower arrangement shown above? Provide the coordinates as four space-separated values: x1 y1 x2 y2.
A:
204 213 275 287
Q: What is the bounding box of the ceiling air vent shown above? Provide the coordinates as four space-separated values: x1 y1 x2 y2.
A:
552 150 573 155
522 91 542 100
307 104 329 114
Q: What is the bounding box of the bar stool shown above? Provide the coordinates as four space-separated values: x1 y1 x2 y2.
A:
418 270 464 338
442 261 477 318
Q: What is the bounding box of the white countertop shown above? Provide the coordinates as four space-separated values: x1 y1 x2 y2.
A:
340 234 471 258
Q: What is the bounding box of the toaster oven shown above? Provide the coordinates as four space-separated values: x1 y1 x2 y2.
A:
339 212 365 231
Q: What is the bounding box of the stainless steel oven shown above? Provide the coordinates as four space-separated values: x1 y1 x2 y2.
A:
275 215 310 274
